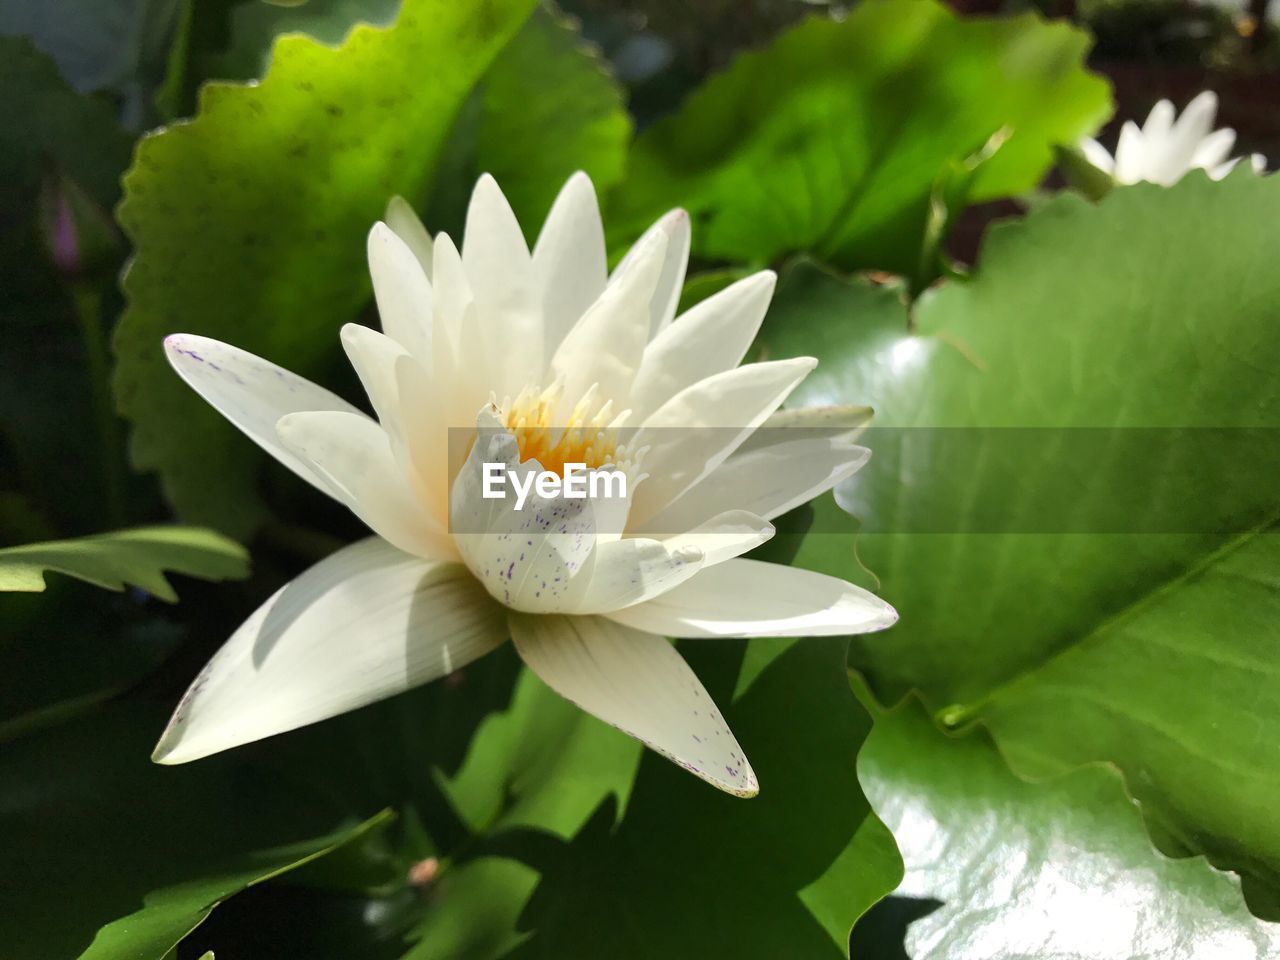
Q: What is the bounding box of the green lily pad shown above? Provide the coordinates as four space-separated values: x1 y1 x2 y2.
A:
859 700 1280 958
759 171 1280 912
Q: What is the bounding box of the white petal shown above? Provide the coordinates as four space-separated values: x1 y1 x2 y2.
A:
368 222 433 363
605 558 898 638
629 270 777 420
627 357 817 528
1078 137 1114 175
392 355 456 526
1189 127 1237 172
277 410 455 560
449 408 597 613
568 537 705 615
385 195 434 281
153 538 507 763
1141 98 1175 141
550 226 668 413
639 433 870 534
738 403 873 450
430 231 472 364
569 511 773 615
462 175 541 396
341 323 410 453
509 612 758 796
533 172 608 354
163 334 359 500
1113 121 1146 185
614 208 691 338
665 510 775 566
1172 90 1219 148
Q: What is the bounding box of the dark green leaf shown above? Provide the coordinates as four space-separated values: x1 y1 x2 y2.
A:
0 705 393 960
0 0 185 117
0 39 134 533
509 636 901 958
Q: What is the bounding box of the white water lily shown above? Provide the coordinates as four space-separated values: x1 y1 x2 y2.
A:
1079 91 1265 187
153 172 897 796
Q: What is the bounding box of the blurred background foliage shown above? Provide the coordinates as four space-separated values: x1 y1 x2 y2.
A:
1 0 1278 957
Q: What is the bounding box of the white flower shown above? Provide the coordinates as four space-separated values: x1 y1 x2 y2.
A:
153 173 897 796
1080 91 1266 187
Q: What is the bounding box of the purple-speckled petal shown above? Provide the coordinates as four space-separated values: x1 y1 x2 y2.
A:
164 333 362 501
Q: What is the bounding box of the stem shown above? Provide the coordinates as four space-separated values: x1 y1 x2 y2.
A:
71 283 125 527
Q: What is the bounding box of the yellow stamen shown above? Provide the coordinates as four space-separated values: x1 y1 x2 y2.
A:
500 378 630 477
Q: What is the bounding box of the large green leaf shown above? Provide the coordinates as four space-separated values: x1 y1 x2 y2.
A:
113 0 538 535
758 172 1280 910
0 705 393 960
508 633 901 958
0 525 248 601
426 5 631 239
607 0 1110 274
859 699 1280 958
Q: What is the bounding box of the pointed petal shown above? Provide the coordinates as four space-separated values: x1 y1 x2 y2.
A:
392 354 455 526
550 226 667 412
629 270 777 420
164 334 359 500
277 410 455 560
1146 96 1213 186
1171 90 1218 148
462 175 541 395
1078 137 1114 175
341 323 410 453
605 558 898 638
153 538 506 764
368 222 433 362
628 357 817 527
568 511 772 615
430 231 472 362
639 434 870 534
1189 127 1237 172
737 403 874 451
1141 98 1175 141
510 612 758 796
615 208 691 338
385 195 434 281
533 171 608 353
1113 121 1145 185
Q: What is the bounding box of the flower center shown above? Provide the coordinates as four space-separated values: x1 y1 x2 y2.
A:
500 379 628 477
